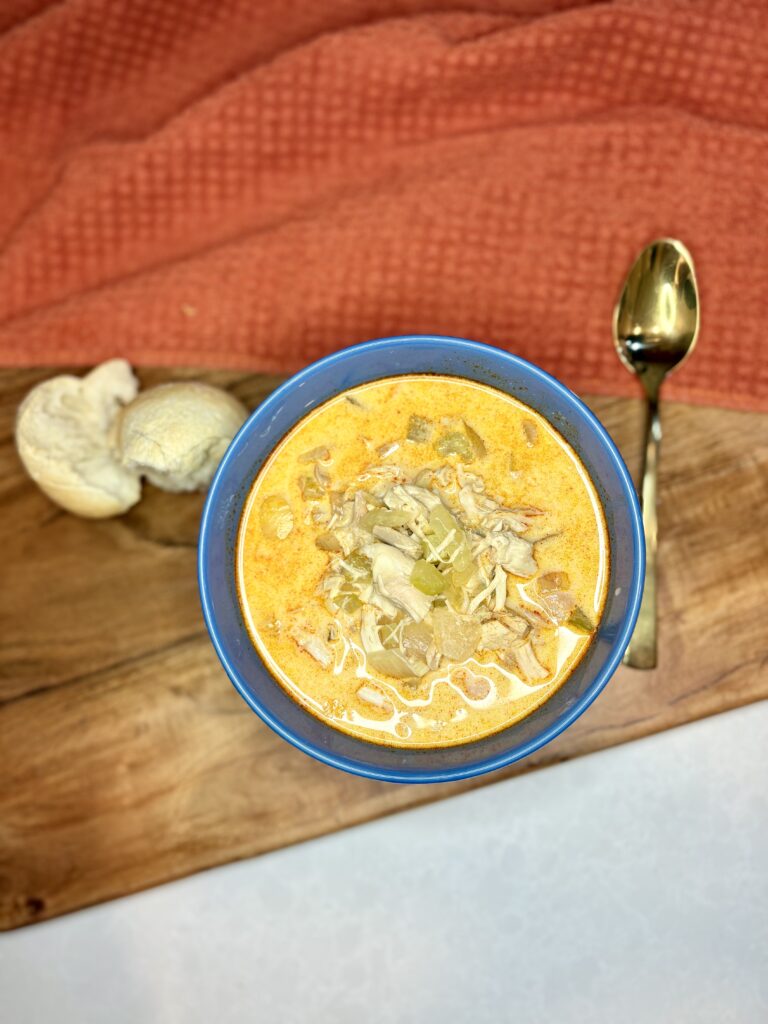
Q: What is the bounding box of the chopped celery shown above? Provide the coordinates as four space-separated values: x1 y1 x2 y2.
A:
444 578 466 612
429 504 459 542
411 559 447 595
259 496 293 539
360 509 411 530
379 618 404 649
333 592 362 613
427 504 473 572
449 560 475 586
568 606 595 633
315 532 342 552
463 420 487 458
407 414 433 443
341 552 372 578
434 431 474 462
299 475 325 500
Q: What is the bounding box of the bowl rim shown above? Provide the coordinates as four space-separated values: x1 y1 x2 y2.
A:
198 334 645 783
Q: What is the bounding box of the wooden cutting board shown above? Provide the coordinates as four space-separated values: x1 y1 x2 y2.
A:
1 368 767 931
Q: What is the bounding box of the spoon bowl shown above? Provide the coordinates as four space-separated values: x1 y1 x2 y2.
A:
613 238 700 398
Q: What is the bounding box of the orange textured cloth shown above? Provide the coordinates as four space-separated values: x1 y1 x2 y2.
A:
0 0 767 410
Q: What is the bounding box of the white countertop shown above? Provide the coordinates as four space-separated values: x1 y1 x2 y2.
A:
2 702 767 1023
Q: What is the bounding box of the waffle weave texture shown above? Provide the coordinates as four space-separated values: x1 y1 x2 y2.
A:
1 0 766 409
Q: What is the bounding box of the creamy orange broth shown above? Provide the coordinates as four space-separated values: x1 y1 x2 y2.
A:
237 376 608 748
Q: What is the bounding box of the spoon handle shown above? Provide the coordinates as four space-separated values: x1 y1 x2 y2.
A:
624 396 660 669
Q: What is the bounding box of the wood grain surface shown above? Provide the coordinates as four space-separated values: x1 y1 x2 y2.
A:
1 368 767 931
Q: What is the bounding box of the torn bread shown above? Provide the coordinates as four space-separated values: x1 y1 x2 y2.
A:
15 360 142 517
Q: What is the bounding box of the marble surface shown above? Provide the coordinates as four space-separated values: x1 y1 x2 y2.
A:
2 702 767 1024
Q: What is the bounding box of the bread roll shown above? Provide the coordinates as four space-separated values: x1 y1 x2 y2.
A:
15 360 142 518
116 382 247 492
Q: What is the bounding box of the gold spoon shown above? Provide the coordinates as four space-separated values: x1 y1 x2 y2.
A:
613 238 700 669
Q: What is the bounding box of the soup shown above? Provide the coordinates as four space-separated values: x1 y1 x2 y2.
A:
237 376 609 748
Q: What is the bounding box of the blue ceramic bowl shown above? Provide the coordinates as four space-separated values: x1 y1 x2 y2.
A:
199 335 644 783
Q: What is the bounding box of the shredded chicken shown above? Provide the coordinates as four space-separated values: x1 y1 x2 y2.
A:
360 606 428 678
497 613 531 642
478 620 512 651
512 640 549 681
486 507 541 534
455 465 485 492
365 588 400 618
356 684 393 711
364 542 433 622
372 524 423 558
485 532 537 577
358 464 404 483
290 625 332 668
382 484 429 524
468 575 498 614
493 566 507 610
431 465 456 490
504 596 552 625
457 486 499 522
299 446 331 464
402 484 443 511
298 435 590 683
313 462 331 488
